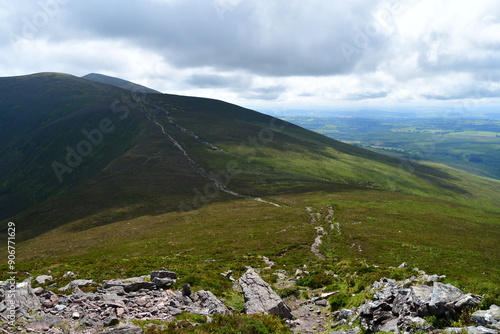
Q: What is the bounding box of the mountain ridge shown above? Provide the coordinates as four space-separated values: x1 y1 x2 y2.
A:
82 72 161 94
0 72 499 329
1 72 499 232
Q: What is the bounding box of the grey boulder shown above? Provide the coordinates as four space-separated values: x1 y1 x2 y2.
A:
238 268 294 319
35 275 53 284
150 270 177 280
190 290 231 316
472 305 500 330
151 270 177 289
0 281 41 319
428 282 465 316
445 326 499 334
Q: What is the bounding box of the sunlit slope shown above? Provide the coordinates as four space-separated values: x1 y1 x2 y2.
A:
141 94 500 211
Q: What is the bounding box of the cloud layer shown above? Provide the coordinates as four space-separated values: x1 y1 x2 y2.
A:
1 0 499 110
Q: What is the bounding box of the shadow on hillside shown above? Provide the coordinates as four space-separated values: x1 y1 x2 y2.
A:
7 179 372 243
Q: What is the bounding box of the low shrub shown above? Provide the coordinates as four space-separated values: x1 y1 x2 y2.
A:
296 272 334 289
144 314 291 333
329 292 350 310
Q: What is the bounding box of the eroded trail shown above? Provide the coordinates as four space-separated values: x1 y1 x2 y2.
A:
148 102 224 152
140 100 281 208
307 205 335 259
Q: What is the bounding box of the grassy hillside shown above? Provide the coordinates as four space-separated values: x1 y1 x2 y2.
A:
142 94 500 212
0 72 498 315
284 116 500 180
7 188 500 302
3 86 498 242
0 73 148 220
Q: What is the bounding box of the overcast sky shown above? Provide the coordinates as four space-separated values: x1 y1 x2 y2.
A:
1 0 500 113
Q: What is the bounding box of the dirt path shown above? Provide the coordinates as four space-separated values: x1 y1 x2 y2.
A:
307 205 335 259
142 101 281 208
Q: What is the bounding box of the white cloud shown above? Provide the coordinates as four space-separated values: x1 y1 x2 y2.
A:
0 0 499 111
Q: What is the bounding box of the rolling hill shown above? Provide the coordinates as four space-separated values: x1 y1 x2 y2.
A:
0 73 499 317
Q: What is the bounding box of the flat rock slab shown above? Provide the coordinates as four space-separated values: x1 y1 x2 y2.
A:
104 277 156 292
35 275 53 284
59 279 94 292
151 270 177 280
445 326 499 334
0 281 41 318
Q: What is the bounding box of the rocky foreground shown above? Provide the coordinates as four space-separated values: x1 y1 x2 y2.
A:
1 267 499 333
355 274 499 334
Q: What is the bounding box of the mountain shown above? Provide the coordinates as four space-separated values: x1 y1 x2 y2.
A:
0 72 148 221
82 72 161 94
0 73 499 312
0 71 498 231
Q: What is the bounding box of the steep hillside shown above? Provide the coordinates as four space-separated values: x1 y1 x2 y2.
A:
0 73 499 322
0 73 148 220
1 73 499 241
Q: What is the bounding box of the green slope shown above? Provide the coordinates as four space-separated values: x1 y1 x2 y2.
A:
0 72 499 313
0 73 148 220
1 73 499 239
12 190 499 300
140 94 499 211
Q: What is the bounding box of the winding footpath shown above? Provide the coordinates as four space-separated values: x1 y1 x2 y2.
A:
142 100 281 208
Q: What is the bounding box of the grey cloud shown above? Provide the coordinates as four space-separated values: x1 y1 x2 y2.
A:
344 91 388 100
54 0 389 76
239 85 286 100
421 93 464 101
2 0 500 106
418 51 500 75
186 74 251 89
422 86 500 100
4 1 73 45
414 9 500 77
